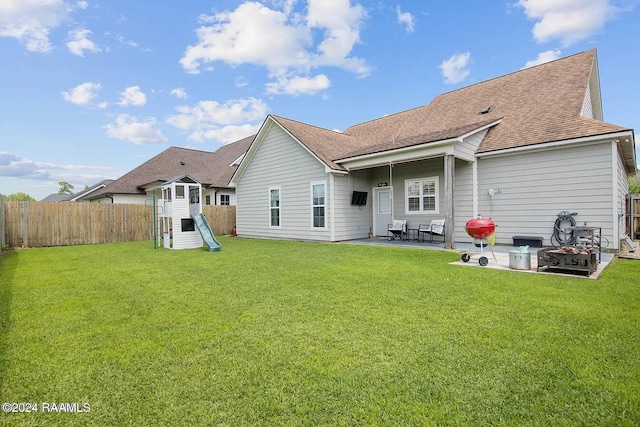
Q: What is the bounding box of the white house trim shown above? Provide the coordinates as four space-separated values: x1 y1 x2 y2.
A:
404 176 440 215
230 116 342 187
337 124 501 171
69 183 108 201
329 174 336 241
268 186 281 228
611 141 620 247
472 160 479 217
309 180 328 230
456 119 503 141
230 152 246 166
338 139 458 170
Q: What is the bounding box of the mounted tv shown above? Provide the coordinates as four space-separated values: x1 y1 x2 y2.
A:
351 191 368 206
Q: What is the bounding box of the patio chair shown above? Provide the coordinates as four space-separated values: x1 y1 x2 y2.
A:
387 220 407 240
418 219 445 243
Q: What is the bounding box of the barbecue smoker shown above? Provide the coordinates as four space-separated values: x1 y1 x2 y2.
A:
461 217 496 266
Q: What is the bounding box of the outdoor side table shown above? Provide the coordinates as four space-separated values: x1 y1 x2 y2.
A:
407 228 419 241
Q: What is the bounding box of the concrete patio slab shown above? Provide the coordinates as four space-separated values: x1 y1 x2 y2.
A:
451 244 614 280
344 238 614 279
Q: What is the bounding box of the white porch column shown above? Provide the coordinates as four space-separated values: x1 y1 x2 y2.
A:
444 154 455 249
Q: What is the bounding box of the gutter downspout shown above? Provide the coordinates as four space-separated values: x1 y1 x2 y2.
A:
330 174 335 241
389 162 394 219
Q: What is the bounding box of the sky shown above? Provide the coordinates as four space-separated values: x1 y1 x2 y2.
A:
1 0 639 200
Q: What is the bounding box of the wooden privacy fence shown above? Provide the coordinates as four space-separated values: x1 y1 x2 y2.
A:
629 195 640 240
1 200 236 248
202 205 236 236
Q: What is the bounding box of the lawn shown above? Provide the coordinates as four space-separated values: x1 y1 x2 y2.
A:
1 238 639 426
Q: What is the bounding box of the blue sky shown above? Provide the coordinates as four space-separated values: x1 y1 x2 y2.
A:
1 0 639 200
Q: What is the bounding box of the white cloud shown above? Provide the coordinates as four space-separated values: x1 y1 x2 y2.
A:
265 74 330 96
439 52 471 84
522 49 562 69
180 0 370 92
235 76 249 88
188 124 261 144
117 86 147 106
105 114 168 144
0 151 49 179
181 2 310 74
66 28 100 56
306 0 368 73
62 82 102 106
116 33 138 48
0 0 72 52
396 6 415 33
0 151 115 182
170 88 188 99
77 1 88 10
517 0 618 46
166 97 267 143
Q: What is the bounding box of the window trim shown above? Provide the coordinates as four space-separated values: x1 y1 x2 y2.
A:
404 176 439 215
310 181 327 229
175 185 185 199
219 194 230 206
269 186 281 228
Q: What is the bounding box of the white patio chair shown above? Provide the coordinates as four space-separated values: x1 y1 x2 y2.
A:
418 219 445 243
387 220 407 240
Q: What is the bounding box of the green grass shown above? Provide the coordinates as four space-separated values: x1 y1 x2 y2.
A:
1 238 639 426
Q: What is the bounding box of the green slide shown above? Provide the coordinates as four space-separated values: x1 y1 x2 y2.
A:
192 213 222 252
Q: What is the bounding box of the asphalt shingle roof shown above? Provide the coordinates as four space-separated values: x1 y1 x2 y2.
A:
89 135 254 198
268 50 630 168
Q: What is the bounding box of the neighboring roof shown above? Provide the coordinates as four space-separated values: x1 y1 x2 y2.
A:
263 50 634 171
41 193 74 202
71 179 115 201
42 179 115 202
88 135 254 198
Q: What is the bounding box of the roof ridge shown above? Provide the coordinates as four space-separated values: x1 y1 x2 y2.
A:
168 146 217 155
271 114 348 136
344 104 429 130
436 49 596 99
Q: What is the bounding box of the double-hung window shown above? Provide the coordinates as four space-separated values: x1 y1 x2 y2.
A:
269 187 280 227
219 194 230 206
175 185 185 199
405 177 439 214
311 182 326 228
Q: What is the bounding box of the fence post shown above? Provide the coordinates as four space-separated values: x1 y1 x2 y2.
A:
21 201 28 248
0 195 5 251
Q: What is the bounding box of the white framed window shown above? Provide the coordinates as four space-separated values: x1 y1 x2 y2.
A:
405 176 439 214
175 185 185 199
189 186 199 204
219 194 230 206
310 181 326 228
269 187 281 227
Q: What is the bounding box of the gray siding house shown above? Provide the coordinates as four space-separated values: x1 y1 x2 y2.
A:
230 50 636 250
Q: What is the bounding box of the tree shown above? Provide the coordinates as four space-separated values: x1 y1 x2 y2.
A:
630 175 640 194
2 192 36 201
58 181 74 194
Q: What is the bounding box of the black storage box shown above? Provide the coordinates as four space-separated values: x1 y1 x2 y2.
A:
512 235 543 247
